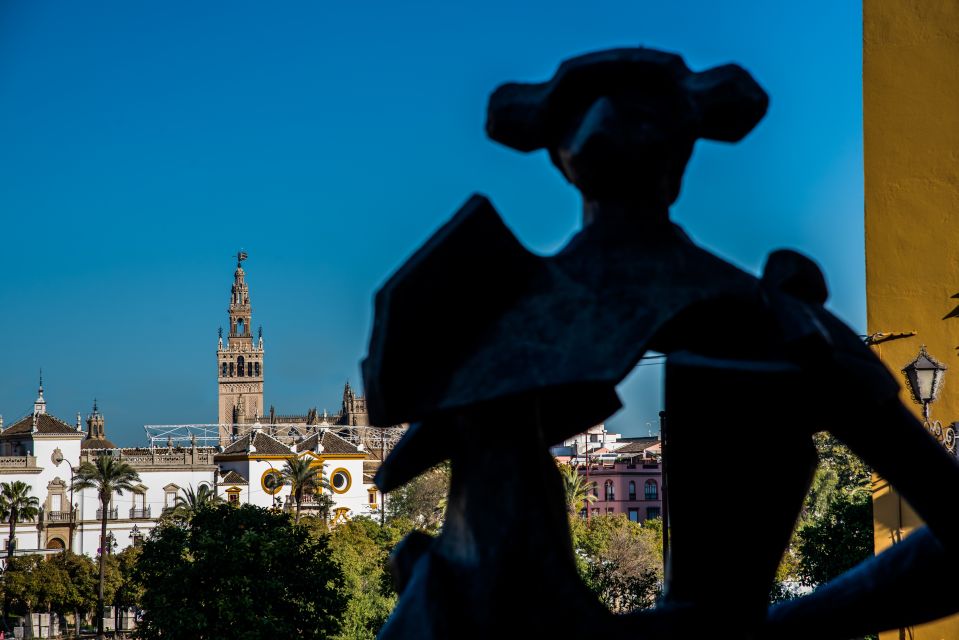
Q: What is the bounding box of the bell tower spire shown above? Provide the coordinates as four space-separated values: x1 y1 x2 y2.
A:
34 369 46 416
217 251 264 445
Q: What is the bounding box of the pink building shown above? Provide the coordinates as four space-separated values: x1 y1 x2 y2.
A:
573 438 664 523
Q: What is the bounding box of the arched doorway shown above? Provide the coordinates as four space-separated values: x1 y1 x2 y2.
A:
46 537 65 550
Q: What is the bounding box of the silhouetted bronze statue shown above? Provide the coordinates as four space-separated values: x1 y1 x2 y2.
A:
363 48 959 639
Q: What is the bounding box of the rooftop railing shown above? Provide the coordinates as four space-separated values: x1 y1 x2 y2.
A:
80 448 217 468
0 456 38 469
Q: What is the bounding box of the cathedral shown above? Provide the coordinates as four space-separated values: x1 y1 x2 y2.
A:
216 252 369 447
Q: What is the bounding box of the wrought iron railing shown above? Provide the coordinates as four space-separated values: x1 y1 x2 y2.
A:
129 507 152 519
96 507 119 520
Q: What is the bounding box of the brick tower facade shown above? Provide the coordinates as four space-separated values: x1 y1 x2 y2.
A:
217 252 264 445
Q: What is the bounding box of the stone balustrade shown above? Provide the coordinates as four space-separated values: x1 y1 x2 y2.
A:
46 510 74 523
0 455 38 469
79 447 218 468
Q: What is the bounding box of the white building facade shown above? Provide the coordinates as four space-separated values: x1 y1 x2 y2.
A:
0 384 379 560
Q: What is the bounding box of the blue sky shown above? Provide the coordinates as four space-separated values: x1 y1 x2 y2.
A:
0 1 863 444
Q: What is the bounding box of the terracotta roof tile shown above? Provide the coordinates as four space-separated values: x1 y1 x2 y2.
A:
296 433 320 453
320 430 359 455
220 431 293 456
1 413 79 439
220 434 252 455
219 470 248 484
252 432 293 454
81 438 118 450
614 438 662 454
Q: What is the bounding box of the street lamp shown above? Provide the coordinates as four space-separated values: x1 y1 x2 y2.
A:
902 345 956 453
902 344 947 420
104 531 117 555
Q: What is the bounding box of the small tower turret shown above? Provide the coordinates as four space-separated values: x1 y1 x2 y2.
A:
86 399 106 440
33 371 46 416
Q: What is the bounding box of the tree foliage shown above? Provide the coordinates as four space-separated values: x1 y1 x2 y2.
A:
281 457 331 523
569 514 662 613
385 463 449 532
4 555 68 616
49 551 98 627
135 503 346 640
71 453 141 638
113 546 143 611
772 434 874 600
164 484 221 523
0 481 40 559
325 517 410 640
796 489 873 587
558 463 596 515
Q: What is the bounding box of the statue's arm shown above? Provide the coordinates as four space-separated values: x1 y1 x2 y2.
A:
762 398 959 638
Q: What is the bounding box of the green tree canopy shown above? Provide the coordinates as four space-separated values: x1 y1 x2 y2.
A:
135 503 346 640
558 463 596 516
281 457 330 523
163 484 221 523
48 551 98 633
113 545 143 611
772 433 874 602
71 453 141 639
326 517 407 640
0 481 40 559
4 555 69 616
569 514 662 613
385 463 449 531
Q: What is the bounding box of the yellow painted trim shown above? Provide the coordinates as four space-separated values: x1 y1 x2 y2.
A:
225 487 242 494
260 469 283 495
216 452 365 462
315 454 367 461
330 467 352 494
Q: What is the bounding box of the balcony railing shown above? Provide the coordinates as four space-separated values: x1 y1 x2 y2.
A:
47 510 73 523
0 456 38 469
96 507 119 520
129 507 151 519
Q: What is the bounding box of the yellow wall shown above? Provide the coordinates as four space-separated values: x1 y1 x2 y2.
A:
865 1 959 638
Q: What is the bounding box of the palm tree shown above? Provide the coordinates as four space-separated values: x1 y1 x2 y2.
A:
280 456 330 523
71 455 140 639
558 463 596 515
0 481 40 560
164 484 222 523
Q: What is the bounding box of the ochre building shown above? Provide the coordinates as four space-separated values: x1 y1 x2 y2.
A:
865 2 959 638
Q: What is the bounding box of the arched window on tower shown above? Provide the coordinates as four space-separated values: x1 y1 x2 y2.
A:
255 362 260 377
248 362 253 377
237 356 245 377
229 362 235 377
221 363 227 377
237 319 245 335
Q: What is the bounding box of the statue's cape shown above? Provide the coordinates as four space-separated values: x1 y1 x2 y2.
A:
363 195 900 488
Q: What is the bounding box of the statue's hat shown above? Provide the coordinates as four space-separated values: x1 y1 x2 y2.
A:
486 47 769 152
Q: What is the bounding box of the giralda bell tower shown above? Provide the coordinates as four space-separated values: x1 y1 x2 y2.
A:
217 251 264 445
